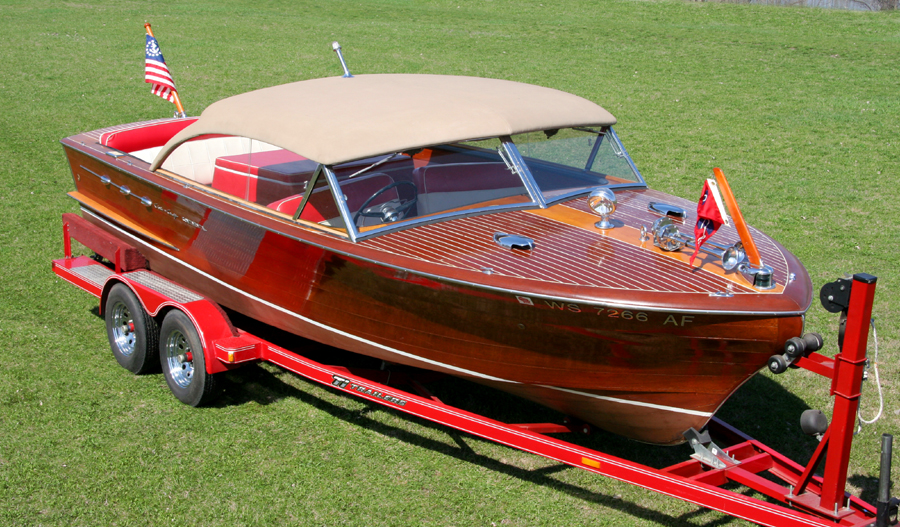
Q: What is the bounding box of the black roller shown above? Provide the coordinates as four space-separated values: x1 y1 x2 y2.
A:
784 337 806 358
800 409 828 436
768 355 788 375
802 332 824 353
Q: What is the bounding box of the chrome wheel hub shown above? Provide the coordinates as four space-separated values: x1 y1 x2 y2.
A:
164 329 194 388
110 302 135 356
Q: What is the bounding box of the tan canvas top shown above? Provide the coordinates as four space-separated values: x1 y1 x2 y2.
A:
151 74 617 168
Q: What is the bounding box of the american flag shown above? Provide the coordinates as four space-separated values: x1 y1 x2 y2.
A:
144 33 177 103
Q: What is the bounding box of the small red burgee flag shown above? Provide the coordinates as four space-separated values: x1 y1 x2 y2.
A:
689 179 729 267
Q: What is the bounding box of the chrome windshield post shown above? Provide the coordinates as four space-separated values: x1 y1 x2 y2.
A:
608 128 645 183
500 138 547 209
292 164 324 222
323 165 360 243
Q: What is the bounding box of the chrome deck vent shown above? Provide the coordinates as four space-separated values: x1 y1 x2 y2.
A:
649 202 687 220
493 232 535 251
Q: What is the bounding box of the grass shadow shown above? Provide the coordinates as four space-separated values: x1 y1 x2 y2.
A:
848 474 882 505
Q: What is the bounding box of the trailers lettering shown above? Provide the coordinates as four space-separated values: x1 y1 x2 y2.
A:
331 375 408 407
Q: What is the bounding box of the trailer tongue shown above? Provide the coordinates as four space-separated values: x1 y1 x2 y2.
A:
54 216 897 527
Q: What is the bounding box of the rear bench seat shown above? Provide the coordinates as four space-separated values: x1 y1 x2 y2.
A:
100 118 198 154
150 137 283 185
411 162 523 215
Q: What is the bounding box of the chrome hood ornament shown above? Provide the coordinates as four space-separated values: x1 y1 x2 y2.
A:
588 188 617 230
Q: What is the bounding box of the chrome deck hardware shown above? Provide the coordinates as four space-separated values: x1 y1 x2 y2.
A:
588 188 617 230
648 202 686 220
651 217 775 290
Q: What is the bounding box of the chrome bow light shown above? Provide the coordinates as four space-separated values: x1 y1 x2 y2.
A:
588 188 617 230
722 243 746 271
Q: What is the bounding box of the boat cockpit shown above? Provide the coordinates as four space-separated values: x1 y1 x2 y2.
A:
104 120 646 242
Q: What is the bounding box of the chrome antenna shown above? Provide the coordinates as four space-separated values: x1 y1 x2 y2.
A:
332 41 353 78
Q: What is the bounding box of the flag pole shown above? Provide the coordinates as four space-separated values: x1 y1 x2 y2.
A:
712 167 762 266
144 23 186 117
171 91 186 118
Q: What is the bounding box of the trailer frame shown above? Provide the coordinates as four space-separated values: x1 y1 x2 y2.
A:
53 214 896 527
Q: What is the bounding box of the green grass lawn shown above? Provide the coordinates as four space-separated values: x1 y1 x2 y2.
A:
1 0 898 525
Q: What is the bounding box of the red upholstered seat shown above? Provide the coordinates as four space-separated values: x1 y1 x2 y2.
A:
268 194 325 222
412 162 518 193
99 118 198 152
411 162 522 214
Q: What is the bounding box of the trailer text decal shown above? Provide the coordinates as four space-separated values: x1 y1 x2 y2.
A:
331 375 408 407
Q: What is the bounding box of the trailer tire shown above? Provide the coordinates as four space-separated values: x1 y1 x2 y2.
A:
105 283 159 374
159 310 218 407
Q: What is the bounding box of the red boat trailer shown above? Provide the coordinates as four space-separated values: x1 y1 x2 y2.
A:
53 214 897 527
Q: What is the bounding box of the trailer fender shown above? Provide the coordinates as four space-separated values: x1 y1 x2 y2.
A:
100 272 254 375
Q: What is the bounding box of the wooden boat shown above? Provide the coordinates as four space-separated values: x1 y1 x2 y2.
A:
59 74 812 445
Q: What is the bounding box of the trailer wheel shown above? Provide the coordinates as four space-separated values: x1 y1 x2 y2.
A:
105 283 159 374
159 310 218 407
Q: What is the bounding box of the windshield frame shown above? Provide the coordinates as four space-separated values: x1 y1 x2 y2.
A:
320 126 647 243
512 127 646 207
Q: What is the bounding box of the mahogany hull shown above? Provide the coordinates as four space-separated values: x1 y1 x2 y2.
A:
61 135 811 445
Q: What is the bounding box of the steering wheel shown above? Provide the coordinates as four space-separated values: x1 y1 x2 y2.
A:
353 180 418 226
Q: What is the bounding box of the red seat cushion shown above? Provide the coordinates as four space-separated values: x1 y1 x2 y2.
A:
99 118 198 152
213 150 318 204
269 194 326 222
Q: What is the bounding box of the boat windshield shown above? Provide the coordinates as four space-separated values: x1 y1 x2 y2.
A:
511 127 644 202
326 127 644 239
332 138 534 233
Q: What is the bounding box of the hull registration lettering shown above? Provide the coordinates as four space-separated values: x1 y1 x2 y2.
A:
539 300 656 323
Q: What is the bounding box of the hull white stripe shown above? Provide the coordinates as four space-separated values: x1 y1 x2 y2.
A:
539 385 713 418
